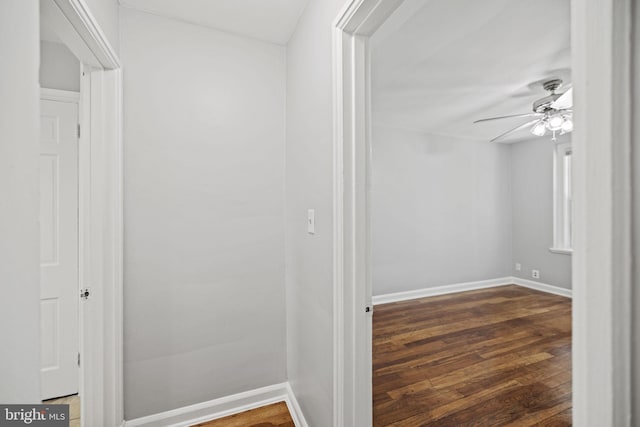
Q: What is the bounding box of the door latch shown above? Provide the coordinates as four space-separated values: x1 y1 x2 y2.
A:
80 288 90 300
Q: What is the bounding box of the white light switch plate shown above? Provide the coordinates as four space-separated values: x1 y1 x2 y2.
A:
307 209 315 234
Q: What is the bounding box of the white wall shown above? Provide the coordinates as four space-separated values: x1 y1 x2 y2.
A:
120 9 287 419
0 0 41 403
371 128 571 294
510 137 572 288
632 1 640 418
285 0 347 425
40 41 80 92
372 126 512 295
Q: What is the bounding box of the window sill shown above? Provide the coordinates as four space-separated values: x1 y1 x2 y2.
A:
549 247 573 255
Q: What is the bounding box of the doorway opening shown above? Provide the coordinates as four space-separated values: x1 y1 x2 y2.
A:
38 0 123 425
332 0 633 425
368 0 572 424
39 82 82 423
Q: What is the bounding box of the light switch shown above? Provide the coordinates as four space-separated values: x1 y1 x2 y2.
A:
307 209 315 234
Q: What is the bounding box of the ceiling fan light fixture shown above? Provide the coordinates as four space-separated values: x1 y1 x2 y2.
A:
531 121 547 136
547 114 564 131
561 117 574 133
474 79 574 143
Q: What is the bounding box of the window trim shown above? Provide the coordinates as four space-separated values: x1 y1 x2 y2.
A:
551 140 573 254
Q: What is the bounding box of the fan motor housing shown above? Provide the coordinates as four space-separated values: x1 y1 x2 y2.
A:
533 93 562 113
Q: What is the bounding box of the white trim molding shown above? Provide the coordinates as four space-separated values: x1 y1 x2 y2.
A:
372 277 571 306
549 247 573 255
40 88 81 102
372 277 515 305
332 1 404 425
41 1 124 426
124 383 307 427
571 0 633 424
285 383 309 427
52 0 120 69
511 277 573 299
552 139 573 252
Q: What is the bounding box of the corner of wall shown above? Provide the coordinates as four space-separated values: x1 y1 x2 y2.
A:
506 142 516 278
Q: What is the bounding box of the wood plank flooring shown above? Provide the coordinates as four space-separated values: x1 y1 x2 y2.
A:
192 402 294 427
373 285 572 426
43 394 80 427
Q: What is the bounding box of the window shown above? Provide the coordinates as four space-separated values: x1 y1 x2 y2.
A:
552 141 572 253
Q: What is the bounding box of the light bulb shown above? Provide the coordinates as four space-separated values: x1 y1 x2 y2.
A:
531 121 547 136
548 115 564 131
561 117 573 132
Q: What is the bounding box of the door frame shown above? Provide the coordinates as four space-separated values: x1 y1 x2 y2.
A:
332 0 633 426
40 1 123 426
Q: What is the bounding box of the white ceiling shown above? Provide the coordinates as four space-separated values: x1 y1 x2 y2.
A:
371 0 571 143
119 0 309 45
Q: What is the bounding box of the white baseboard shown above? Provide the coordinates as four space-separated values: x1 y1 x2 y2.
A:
372 276 571 305
510 277 572 298
124 278 569 427
372 277 515 305
284 383 309 427
124 381 307 427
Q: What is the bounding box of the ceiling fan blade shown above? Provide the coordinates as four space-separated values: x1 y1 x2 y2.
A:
474 113 542 124
551 87 573 110
490 119 541 143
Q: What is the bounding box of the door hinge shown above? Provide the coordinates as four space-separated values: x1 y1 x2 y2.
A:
77 124 81 138
80 288 90 300
77 352 81 367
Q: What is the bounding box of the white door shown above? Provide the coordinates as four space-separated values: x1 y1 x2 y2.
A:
40 97 79 400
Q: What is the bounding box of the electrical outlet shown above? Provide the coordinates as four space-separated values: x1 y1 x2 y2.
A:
532 269 540 279
515 263 522 271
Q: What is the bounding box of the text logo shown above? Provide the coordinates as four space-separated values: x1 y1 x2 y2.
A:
0 405 68 426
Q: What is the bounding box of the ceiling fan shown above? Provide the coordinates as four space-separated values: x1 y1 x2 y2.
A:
474 79 573 143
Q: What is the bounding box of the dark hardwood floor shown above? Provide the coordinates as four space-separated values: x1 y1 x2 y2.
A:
373 285 572 426
192 402 294 427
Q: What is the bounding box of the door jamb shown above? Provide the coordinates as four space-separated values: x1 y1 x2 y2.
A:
40 1 123 426
332 1 403 426
332 0 634 426
570 0 633 424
